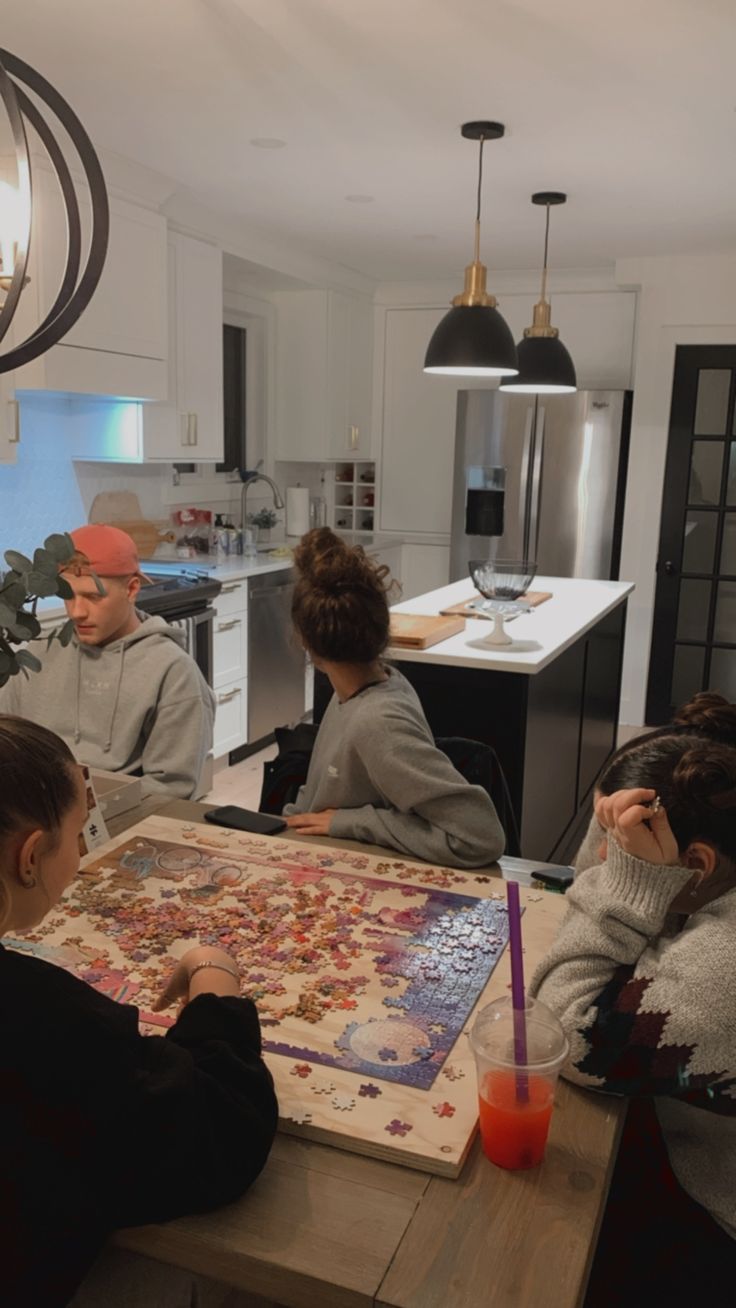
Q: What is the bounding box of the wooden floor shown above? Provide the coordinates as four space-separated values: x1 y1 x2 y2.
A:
204 743 278 810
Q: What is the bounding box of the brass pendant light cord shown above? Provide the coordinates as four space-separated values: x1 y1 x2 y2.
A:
473 134 485 264
540 201 551 304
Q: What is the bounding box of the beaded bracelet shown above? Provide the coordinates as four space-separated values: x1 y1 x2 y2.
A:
188 960 240 983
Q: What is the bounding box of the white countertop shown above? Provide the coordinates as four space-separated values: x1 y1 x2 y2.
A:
389 575 634 675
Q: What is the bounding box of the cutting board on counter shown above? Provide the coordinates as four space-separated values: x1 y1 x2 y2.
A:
88 492 175 559
440 591 553 619
389 613 465 649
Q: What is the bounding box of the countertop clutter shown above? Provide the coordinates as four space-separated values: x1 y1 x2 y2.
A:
389 575 634 675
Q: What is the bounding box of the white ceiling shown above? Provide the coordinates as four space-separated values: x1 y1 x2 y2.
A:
3 0 736 282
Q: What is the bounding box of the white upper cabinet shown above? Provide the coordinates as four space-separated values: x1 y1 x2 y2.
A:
275 289 373 461
0 373 20 466
69 232 224 463
141 233 224 462
11 162 168 400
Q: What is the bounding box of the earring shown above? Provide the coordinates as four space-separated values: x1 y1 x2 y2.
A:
22 875 37 889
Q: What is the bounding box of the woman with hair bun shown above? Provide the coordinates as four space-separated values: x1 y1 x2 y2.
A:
284 528 505 869
531 731 736 1301
574 691 736 874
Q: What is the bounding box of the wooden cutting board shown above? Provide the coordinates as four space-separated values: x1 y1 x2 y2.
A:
106 519 176 558
389 613 466 649
440 590 553 618
89 491 145 522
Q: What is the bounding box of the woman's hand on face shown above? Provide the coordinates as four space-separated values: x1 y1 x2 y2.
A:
284 809 337 836
594 788 680 866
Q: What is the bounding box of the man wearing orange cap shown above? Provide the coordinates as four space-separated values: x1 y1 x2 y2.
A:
0 524 215 798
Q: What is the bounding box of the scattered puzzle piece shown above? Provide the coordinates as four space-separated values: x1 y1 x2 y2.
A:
385 1119 412 1137
331 1093 356 1112
286 1109 312 1126
311 1081 337 1095
290 1063 312 1078
378 1046 398 1061
433 1101 456 1118
358 1083 382 1098
442 1064 465 1082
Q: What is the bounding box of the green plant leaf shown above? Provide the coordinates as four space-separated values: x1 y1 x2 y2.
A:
4 550 32 573
0 601 17 628
58 618 75 647
44 533 75 563
26 571 59 598
33 547 59 576
0 578 26 607
56 575 74 600
15 648 41 673
11 611 41 639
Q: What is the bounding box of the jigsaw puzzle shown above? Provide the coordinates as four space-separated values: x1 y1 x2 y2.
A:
6 815 521 1175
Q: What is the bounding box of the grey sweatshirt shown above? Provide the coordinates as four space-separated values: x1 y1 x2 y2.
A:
284 668 505 868
0 613 215 799
530 841 736 1240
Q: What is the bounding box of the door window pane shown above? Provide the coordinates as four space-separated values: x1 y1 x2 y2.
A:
720 514 736 575
682 511 717 573
694 369 731 435
671 645 706 709
676 579 712 641
689 442 724 504
709 648 736 699
714 581 736 643
727 443 736 504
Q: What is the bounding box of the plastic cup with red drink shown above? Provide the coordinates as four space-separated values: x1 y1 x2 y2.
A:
469 994 569 1170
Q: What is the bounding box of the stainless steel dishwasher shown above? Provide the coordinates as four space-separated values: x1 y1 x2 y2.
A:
247 568 306 744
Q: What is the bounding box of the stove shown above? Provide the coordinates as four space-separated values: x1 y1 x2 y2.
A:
137 570 222 685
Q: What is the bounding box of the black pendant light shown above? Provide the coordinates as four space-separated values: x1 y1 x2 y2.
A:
0 48 109 375
424 122 518 378
500 191 576 394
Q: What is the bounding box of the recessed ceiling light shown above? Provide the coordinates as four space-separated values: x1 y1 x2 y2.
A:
250 137 287 149
345 194 374 203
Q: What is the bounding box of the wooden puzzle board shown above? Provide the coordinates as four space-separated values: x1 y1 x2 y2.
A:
5 815 538 1177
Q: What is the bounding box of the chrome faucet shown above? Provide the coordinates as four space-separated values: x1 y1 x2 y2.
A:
240 471 285 531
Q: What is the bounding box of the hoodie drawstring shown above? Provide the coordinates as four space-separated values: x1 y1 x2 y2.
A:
74 646 82 745
104 644 125 753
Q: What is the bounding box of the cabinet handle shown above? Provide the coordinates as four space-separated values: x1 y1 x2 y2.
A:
217 687 242 704
349 424 359 450
216 619 241 632
7 399 20 444
180 413 190 447
220 583 242 594
189 413 198 447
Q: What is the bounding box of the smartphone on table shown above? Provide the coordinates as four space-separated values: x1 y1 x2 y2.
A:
204 806 286 835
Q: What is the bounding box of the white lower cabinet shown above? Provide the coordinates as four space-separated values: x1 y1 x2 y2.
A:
212 580 248 756
213 679 248 759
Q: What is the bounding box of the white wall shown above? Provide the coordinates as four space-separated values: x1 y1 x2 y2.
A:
615 253 736 727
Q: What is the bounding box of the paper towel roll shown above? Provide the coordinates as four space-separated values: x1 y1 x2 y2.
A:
286 486 310 538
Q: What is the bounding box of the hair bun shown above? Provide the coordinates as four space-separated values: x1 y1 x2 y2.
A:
673 743 736 811
672 692 736 746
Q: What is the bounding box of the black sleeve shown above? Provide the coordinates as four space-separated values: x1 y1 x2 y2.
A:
106 993 279 1228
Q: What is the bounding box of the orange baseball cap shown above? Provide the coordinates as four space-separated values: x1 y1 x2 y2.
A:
67 525 151 581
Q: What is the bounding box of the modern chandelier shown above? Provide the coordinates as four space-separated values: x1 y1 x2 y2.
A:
424 122 518 378
0 48 109 375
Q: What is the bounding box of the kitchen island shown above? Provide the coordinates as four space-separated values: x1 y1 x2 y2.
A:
314 575 634 863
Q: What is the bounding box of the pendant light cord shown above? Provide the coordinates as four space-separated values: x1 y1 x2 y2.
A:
473 134 485 264
540 202 551 303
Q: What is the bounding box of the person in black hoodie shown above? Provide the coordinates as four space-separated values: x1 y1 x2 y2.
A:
0 714 278 1308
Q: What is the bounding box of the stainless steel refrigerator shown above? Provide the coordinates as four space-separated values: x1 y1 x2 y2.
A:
450 389 632 582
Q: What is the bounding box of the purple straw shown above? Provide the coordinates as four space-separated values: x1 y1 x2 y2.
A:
506 880 529 1104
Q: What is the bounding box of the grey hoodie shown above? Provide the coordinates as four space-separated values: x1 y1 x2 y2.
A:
284 667 505 868
0 613 215 799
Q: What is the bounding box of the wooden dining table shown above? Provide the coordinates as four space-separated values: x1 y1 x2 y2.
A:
98 796 626 1308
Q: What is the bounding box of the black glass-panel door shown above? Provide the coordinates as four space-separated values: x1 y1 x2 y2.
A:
647 347 736 723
